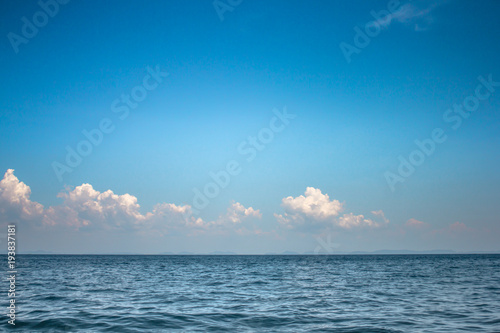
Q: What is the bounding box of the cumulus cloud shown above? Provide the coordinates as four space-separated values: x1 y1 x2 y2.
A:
224 201 262 224
0 169 44 223
0 169 261 235
282 187 343 220
338 213 377 229
275 187 384 230
155 200 262 234
144 202 208 236
44 183 147 230
201 201 264 236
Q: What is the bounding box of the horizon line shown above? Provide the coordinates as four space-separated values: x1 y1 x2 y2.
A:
12 251 500 256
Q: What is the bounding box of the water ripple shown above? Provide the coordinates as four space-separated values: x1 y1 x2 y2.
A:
1 254 499 332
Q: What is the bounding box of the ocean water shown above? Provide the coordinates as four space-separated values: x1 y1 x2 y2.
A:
3 254 500 332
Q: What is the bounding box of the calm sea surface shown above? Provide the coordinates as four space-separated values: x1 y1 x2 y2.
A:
3 254 500 332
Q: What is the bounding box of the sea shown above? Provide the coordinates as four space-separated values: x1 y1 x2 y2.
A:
2 254 500 332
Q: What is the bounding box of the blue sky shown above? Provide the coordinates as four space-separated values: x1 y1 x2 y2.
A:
1 0 499 253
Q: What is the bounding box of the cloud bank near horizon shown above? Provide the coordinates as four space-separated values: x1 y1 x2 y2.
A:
0 169 263 235
0 169 484 253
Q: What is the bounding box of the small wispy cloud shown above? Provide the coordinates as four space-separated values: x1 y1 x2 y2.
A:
376 0 448 32
405 218 429 229
404 218 473 238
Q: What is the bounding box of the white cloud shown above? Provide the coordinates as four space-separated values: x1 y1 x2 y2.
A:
275 187 384 230
147 201 261 234
0 171 382 238
0 169 44 223
0 169 261 236
274 212 303 229
144 202 207 235
224 201 262 224
338 213 377 229
206 201 264 236
371 210 390 224
44 183 147 230
281 187 343 220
